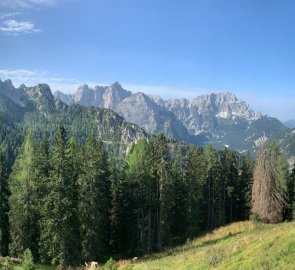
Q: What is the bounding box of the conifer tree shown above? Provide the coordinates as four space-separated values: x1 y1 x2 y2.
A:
237 153 254 220
125 140 155 255
221 148 239 223
169 162 187 242
39 125 80 266
150 134 172 250
0 150 10 256
184 147 205 237
252 140 287 223
203 145 221 230
78 134 111 262
9 133 39 258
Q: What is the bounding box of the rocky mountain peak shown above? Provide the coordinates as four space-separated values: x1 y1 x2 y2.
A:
103 82 132 109
0 79 26 106
3 79 14 89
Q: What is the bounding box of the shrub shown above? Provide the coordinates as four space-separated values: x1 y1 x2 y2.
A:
0 256 13 270
102 258 118 270
22 249 35 270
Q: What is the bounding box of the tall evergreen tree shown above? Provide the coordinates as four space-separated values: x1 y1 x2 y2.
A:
169 161 187 243
9 133 39 258
78 134 111 262
125 140 155 255
221 148 239 223
39 125 80 266
184 147 205 237
237 153 254 220
0 150 10 256
203 145 224 230
149 135 172 249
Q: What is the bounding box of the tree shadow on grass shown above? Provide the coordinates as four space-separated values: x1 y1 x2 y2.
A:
142 231 242 262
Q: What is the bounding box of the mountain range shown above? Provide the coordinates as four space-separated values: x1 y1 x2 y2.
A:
54 82 290 153
1 78 294 160
0 79 147 167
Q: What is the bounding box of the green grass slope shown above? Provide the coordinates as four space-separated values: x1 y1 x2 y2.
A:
119 221 295 270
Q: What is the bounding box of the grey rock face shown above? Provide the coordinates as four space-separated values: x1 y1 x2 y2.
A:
55 82 132 109
54 82 288 151
159 92 262 136
0 79 26 106
54 83 198 142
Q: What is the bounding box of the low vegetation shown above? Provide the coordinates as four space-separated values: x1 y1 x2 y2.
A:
118 221 295 270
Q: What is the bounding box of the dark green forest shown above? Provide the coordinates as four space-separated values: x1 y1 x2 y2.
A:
1 125 295 268
0 123 255 266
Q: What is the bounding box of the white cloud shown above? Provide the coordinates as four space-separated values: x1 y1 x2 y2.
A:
0 0 56 9
0 69 82 93
0 19 41 34
0 12 22 20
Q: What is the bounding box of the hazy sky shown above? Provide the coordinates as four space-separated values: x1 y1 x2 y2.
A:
0 0 295 121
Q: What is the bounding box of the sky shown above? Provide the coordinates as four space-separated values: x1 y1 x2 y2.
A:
0 0 295 121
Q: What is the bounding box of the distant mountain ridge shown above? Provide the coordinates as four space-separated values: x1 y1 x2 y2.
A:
54 82 289 152
0 79 147 167
284 119 295 129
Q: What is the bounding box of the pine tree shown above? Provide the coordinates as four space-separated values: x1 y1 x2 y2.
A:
237 153 254 220
125 139 155 255
150 134 172 250
169 161 187 243
252 140 287 223
221 148 239 223
203 145 224 230
78 134 111 262
9 133 39 258
184 147 205 237
114 161 137 255
39 125 80 266
0 150 10 256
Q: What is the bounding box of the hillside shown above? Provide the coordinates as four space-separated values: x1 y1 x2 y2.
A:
119 221 295 270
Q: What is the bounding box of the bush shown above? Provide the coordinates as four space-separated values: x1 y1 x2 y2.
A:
102 258 118 270
0 256 13 270
23 249 35 270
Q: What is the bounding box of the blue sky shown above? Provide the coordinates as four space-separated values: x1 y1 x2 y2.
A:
0 0 295 120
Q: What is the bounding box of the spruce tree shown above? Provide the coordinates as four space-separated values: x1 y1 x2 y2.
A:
78 134 111 262
150 134 172 250
0 150 10 256
169 161 187 242
221 148 239 223
39 125 80 266
124 139 155 255
203 145 224 230
237 153 254 220
184 147 205 237
9 133 39 258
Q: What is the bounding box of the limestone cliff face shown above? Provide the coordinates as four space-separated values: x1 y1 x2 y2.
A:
54 82 288 151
